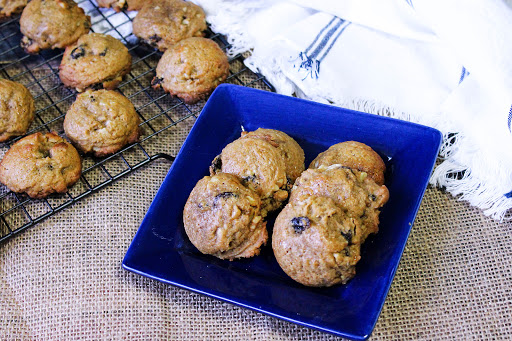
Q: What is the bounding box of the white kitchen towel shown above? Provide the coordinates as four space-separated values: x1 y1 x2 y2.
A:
192 0 512 220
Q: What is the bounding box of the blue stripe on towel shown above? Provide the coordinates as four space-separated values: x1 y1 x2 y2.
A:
405 0 414 8
318 22 351 62
459 66 470 84
308 18 345 60
508 104 512 132
304 17 339 55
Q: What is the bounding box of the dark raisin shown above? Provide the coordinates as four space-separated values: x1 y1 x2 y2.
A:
369 194 377 201
70 46 86 59
343 248 350 256
20 37 33 49
149 34 162 42
209 154 222 174
99 48 108 56
213 192 238 207
291 217 310 234
341 231 353 244
242 175 257 183
151 77 164 87
90 96 96 102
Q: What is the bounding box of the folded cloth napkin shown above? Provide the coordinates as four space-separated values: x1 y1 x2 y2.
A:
192 0 512 220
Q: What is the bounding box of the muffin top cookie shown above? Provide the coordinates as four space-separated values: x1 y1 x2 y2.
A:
0 0 29 20
132 0 206 52
310 141 386 186
152 37 229 104
20 0 90 54
63 90 140 157
0 132 82 198
0 79 35 142
96 0 144 12
241 128 305 183
59 33 132 92
210 137 289 216
272 195 362 287
183 173 267 260
290 165 389 242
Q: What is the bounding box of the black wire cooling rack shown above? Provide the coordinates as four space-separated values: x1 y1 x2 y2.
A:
0 0 274 243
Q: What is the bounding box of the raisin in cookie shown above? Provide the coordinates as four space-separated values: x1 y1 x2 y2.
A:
241 128 305 183
0 79 35 142
210 137 290 216
96 0 144 12
59 33 132 92
272 195 362 287
183 173 267 260
63 90 140 157
152 37 229 104
133 0 206 52
0 132 82 198
290 165 389 243
20 0 90 54
310 141 386 186
0 0 28 20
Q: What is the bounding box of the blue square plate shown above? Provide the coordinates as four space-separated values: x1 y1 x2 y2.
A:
122 84 442 340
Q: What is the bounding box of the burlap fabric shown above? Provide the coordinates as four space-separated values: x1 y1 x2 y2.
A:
1 24 512 341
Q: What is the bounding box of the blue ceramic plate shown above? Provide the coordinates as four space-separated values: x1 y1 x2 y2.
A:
123 84 442 340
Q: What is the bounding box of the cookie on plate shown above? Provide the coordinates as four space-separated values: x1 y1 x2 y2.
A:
96 0 144 12
0 79 35 142
132 0 206 52
0 0 29 20
63 89 140 157
272 195 362 287
0 132 82 198
20 0 91 54
290 165 389 242
210 137 290 216
310 141 386 186
183 173 267 260
241 128 305 183
59 33 132 92
152 37 229 104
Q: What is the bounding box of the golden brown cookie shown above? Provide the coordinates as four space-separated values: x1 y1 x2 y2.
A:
96 0 144 12
290 165 389 242
183 173 267 260
241 128 305 183
0 132 82 198
132 0 206 52
272 195 362 287
19 0 91 54
63 90 140 157
210 137 290 216
310 141 386 186
152 37 229 104
59 33 132 92
0 79 35 142
0 0 28 20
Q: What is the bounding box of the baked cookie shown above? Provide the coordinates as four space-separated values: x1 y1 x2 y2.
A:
20 0 91 54
272 195 362 287
63 90 140 157
152 37 229 104
132 0 206 52
0 0 28 20
183 173 267 260
59 33 132 92
0 79 35 142
241 128 305 183
290 165 389 242
210 137 290 216
310 141 386 186
0 132 82 198
96 0 144 12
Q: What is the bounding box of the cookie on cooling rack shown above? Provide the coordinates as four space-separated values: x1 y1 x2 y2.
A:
96 0 144 12
290 165 389 243
59 33 132 92
63 89 140 157
241 128 305 183
152 37 229 104
0 79 35 142
132 0 206 52
310 141 387 186
209 137 290 216
272 195 362 287
19 0 91 54
183 173 267 260
0 0 29 20
0 132 82 199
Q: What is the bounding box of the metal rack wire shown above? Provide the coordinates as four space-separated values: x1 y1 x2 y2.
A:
0 0 274 243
